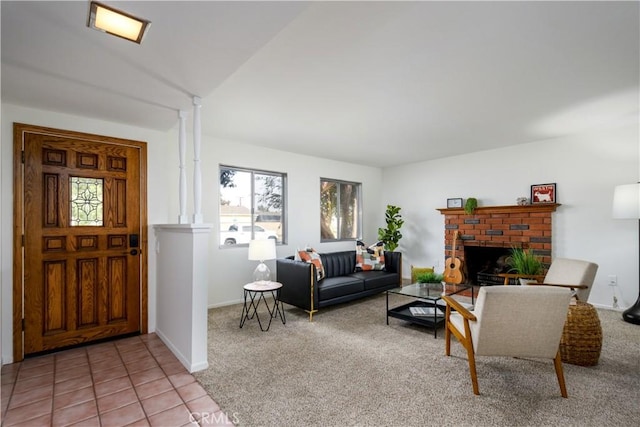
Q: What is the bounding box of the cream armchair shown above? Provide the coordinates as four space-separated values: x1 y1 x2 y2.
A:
443 286 572 397
541 258 598 301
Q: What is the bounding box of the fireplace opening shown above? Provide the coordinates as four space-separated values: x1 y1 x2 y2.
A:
463 246 512 286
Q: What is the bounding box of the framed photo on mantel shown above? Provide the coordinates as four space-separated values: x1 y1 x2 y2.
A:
447 198 463 208
531 183 556 204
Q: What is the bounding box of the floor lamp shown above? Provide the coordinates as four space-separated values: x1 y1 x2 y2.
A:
613 183 640 325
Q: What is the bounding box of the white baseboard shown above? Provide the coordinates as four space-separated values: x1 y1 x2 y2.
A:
155 329 209 373
590 302 623 312
208 298 243 310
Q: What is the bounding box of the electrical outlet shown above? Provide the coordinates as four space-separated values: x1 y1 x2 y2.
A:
608 275 617 286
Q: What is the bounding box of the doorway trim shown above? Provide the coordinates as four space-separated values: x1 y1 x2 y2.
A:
13 123 148 362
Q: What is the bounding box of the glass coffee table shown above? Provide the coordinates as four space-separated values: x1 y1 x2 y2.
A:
386 282 473 338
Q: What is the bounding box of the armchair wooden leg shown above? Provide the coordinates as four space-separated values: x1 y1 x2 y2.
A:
445 306 451 356
466 343 480 395
444 311 480 395
461 319 479 395
445 325 451 356
554 351 568 398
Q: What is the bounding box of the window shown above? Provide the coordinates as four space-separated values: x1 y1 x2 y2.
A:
255 214 281 222
219 166 286 246
320 178 361 241
70 177 104 226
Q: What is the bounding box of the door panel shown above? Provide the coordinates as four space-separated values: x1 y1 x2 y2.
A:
14 124 147 357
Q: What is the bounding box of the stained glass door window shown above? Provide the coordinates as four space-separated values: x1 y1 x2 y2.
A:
70 177 104 226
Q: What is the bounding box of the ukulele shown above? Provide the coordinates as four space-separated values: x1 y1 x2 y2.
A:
443 230 464 284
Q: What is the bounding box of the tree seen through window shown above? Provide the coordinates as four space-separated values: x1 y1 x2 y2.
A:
219 166 286 246
320 178 361 241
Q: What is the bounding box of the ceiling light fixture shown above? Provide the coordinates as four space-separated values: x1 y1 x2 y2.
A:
87 1 151 44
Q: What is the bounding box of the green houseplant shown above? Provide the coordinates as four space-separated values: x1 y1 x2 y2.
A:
377 205 404 252
416 271 444 284
464 197 478 214
506 247 544 275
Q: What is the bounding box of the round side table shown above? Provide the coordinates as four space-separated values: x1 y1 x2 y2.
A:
240 281 286 332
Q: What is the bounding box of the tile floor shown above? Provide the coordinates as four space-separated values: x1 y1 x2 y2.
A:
1 334 233 426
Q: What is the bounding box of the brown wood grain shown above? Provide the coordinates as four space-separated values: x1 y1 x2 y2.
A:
13 123 147 359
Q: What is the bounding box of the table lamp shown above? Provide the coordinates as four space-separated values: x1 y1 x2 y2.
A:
613 182 640 324
248 239 276 284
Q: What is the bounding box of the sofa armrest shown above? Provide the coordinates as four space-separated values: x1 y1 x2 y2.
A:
384 251 402 284
276 258 318 312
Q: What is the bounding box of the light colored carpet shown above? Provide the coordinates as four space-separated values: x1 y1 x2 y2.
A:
194 293 640 427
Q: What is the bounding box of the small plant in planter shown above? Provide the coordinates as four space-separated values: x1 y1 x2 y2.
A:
464 197 478 215
506 247 543 275
416 271 445 284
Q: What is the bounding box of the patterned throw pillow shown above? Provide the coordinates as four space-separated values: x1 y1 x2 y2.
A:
355 240 385 271
298 248 325 281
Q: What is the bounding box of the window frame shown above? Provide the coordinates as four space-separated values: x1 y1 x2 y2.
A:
320 177 362 242
219 165 287 248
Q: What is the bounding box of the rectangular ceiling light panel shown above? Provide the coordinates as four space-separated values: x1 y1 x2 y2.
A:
88 1 151 44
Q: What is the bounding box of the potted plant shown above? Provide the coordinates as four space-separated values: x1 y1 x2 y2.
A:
416 271 444 284
378 205 404 252
506 247 543 275
464 197 478 215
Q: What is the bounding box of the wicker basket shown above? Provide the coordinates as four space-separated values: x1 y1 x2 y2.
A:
560 301 602 366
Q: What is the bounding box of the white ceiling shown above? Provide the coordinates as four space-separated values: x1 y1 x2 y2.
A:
2 1 639 168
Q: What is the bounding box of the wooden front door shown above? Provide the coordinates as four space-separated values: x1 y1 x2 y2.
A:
13 123 148 359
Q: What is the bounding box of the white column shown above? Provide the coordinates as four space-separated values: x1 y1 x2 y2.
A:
153 224 213 372
192 96 203 224
178 110 188 224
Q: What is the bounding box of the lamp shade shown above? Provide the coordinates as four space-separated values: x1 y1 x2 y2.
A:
612 183 640 219
248 239 276 261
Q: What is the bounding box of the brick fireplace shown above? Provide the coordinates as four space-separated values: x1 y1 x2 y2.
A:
437 204 560 285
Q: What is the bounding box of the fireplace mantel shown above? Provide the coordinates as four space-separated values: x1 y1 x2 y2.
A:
437 203 561 215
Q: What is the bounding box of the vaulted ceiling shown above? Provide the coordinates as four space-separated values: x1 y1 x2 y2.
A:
2 1 638 167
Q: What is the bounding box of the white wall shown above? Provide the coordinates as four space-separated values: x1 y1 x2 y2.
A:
382 122 639 310
196 135 384 307
1 104 177 363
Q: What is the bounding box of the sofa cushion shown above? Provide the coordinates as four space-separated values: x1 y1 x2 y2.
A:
320 251 357 278
350 271 400 291
298 248 325 281
355 241 385 271
318 276 365 301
